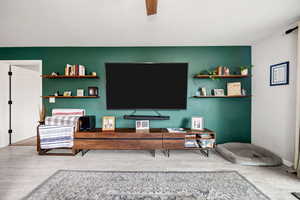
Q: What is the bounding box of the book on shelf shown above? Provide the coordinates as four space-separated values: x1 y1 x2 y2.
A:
65 64 86 76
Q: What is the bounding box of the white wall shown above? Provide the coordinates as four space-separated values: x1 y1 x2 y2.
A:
252 26 298 164
0 61 42 148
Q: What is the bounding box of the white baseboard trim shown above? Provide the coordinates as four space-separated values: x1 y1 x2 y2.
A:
282 159 293 167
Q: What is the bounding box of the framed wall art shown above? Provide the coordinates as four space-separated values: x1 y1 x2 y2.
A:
270 62 289 86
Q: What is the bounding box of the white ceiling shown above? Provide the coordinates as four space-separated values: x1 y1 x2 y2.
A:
0 0 299 47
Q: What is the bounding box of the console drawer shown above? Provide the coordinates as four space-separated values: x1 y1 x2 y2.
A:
74 139 163 150
163 139 185 149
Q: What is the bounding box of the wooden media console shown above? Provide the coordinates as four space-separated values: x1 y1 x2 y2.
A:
74 128 216 157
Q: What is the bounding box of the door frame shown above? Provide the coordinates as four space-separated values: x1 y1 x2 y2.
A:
295 21 300 169
0 60 42 146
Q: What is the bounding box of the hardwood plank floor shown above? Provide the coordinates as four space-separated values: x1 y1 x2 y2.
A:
0 146 299 200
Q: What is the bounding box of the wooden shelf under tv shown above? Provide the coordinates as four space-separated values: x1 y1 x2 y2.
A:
41 75 99 79
193 75 248 79
193 95 251 98
42 96 99 98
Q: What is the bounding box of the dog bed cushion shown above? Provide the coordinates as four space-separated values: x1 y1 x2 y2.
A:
216 143 282 166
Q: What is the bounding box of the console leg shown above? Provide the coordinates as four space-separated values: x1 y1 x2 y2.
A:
150 150 155 157
163 150 170 157
81 149 89 157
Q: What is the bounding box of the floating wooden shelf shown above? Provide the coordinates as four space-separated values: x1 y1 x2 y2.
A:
193 75 248 79
42 96 99 98
41 75 99 79
193 95 251 98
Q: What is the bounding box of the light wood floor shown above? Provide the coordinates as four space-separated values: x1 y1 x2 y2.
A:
11 137 36 146
0 146 299 200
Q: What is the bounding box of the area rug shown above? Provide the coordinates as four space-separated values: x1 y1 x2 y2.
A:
23 170 270 200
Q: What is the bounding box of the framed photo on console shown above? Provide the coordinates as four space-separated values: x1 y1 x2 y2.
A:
102 116 115 131
270 62 289 86
191 117 204 130
136 120 150 131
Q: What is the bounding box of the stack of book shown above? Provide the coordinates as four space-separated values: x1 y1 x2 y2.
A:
65 64 86 76
197 133 215 148
198 139 215 148
184 134 199 148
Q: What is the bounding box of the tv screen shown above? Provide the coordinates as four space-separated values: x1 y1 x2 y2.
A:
106 63 188 109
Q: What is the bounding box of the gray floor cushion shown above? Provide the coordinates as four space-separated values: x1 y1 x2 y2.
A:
216 143 282 166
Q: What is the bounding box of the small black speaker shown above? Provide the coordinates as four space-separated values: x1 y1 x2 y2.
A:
79 116 96 131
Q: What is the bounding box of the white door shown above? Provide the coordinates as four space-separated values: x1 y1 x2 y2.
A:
11 65 41 143
0 64 9 147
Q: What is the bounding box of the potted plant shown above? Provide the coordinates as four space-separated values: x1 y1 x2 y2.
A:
239 65 253 76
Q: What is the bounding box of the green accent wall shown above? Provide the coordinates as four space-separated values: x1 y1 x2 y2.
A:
0 47 251 144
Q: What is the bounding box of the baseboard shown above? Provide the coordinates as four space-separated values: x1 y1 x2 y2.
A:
282 159 293 167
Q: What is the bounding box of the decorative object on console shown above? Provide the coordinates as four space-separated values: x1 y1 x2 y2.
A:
102 116 115 131
213 89 225 96
63 91 72 96
227 82 241 96
136 120 150 131
191 117 204 130
77 89 84 97
79 116 96 131
88 87 98 96
270 61 289 86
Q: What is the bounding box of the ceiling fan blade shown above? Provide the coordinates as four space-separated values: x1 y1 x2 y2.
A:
145 0 157 16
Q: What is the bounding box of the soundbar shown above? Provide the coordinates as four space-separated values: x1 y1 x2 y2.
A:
124 115 170 120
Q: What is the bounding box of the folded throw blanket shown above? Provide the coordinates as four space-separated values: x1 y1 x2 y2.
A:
39 125 74 149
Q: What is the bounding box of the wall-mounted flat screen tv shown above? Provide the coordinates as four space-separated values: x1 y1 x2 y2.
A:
106 63 188 109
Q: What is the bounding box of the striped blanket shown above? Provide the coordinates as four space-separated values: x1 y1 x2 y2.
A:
39 126 74 149
39 116 81 149
45 115 80 128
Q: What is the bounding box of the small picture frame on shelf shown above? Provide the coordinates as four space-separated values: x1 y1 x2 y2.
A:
63 91 72 96
270 62 289 86
102 116 115 131
191 117 204 130
213 89 224 96
227 82 241 96
77 89 84 97
88 87 98 96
